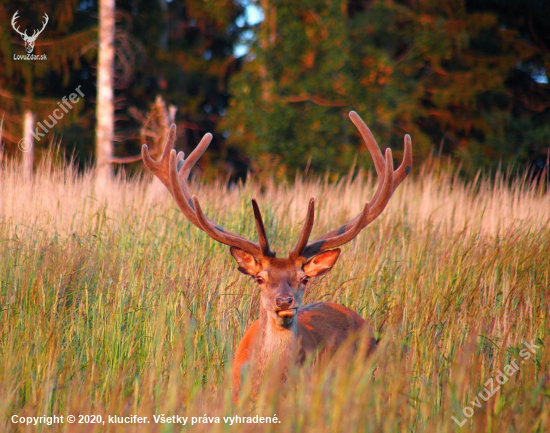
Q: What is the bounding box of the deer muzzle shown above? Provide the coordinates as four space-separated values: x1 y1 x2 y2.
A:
275 295 296 319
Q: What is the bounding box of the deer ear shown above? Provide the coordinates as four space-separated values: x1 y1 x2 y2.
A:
303 249 341 277
230 247 262 275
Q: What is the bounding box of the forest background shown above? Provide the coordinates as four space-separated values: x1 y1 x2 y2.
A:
0 0 549 181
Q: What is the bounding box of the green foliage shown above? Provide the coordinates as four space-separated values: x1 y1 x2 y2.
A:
112 0 247 171
0 0 96 154
461 112 550 174
1 0 548 177
222 0 550 177
221 0 358 175
0 0 247 171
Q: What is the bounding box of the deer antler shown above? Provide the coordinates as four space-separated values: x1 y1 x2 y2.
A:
290 111 412 259
143 111 411 262
142 125 274 258
11 11 48 41
29 13 49 40
11 11 28 39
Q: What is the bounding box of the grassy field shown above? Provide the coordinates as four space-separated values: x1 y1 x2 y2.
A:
0 157 549 432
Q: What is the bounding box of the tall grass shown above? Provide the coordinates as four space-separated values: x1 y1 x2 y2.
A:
0 157 549 432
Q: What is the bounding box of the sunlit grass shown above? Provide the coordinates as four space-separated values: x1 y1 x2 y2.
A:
0 157 549 432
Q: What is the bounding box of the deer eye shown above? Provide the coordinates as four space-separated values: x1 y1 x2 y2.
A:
255 276 265 285
301 276 310 285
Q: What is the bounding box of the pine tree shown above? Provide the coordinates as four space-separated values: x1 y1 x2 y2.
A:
222 0 550 176
112 0 247 176
0 0 247 175
221 0 358 177
0 0 97 164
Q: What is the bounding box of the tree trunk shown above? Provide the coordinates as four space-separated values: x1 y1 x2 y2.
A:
259 0 275 103
0 116 4 167
95 0 115 187
22 110 34 179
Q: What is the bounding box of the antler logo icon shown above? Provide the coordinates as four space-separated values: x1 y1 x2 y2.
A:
11 11 49 54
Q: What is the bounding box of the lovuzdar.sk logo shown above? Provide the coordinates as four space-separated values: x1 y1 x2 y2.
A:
11 10 48 60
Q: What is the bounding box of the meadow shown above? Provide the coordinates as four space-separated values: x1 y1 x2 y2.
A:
0 155 549 432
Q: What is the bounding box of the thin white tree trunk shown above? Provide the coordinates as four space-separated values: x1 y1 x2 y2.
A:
22 110 34 179
259 0 275 103
95 0 115 188
0 115 4 168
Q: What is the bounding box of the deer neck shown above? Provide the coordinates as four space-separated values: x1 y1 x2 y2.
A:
253 307 298 384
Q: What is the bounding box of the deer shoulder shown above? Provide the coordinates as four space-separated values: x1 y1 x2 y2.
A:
142 110 412 404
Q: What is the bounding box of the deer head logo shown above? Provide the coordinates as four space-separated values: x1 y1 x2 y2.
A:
11 11 49 54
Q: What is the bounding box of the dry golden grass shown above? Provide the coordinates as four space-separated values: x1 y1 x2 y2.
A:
0 156 549 432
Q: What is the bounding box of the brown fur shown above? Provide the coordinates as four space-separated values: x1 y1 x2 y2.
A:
232 301 376 403
141 111 411 405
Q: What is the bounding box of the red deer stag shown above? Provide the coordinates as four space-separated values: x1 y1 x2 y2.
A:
141 111 412 403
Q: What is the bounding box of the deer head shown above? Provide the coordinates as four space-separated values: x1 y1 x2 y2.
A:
142 111 412 328
12 11 49 54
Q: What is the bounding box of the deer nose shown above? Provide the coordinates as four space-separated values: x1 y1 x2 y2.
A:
275 296 294 310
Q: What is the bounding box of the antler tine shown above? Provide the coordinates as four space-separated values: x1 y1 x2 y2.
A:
11 11 27 37
251 199 274 257
142 124 212 198
191 196 262 255
178 132 212 183
300 111 411 259
364 148 394 220
393 134 413 188
143 124 265 257
349 111 412 198
167 148 203 227
290 198 315 259
151 129 264 257
349 111 388 205
303 202 370 257
168 132 246 233
349 111 385 176
302 152 393 257
162 131 212 216
176 151 185 170
141 123 177 192
34 13 48 37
